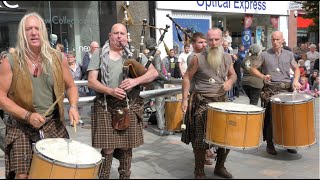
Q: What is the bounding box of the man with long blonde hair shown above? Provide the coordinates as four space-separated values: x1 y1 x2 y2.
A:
181 27 237 179
0 12 79 179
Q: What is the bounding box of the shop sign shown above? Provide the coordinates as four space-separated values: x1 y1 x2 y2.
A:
289 2 302 10
0 1 19 8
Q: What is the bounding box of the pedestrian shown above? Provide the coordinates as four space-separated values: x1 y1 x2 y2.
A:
181 27 237 179
0 12 79 179
87 23 158 178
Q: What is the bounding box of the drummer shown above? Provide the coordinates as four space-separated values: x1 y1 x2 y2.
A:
250 31 301 155
181 27 237 179
0 12 80 178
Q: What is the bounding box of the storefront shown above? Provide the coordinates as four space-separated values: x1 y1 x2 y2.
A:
0 1 117 61
155 1 290 58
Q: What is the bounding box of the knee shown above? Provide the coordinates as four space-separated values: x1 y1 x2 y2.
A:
102 148 114 155
15 173 28 179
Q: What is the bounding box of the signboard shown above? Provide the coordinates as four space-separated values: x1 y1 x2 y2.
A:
289 2 302 10
242 29 252 49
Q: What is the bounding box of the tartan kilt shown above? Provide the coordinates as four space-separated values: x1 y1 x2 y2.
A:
91 97 144 149
5 116 69 178
181 93 227 149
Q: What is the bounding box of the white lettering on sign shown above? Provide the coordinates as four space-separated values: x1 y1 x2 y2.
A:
0 1 19 8
289 2 302 10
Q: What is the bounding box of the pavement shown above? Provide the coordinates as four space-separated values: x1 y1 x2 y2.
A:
0 94 319 179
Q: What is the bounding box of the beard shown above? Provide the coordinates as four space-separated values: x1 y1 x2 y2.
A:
207 45 224 71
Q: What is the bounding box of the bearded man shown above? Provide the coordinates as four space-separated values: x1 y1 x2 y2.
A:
181 27 237 179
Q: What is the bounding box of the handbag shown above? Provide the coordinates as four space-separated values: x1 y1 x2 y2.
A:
111 108 130 130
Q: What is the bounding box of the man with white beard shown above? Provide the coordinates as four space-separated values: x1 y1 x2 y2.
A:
181 27 237 179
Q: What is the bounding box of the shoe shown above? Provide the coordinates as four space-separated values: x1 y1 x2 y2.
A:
266 143 277 155
79 120 84 126
286 149 297 154
205 159 213 165
214 167 233 179
194 174 206 179
159 130 170 136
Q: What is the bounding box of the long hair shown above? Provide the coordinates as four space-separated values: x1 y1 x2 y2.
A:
15 12 57 73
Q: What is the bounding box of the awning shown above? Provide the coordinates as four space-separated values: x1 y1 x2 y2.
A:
297 16 314 28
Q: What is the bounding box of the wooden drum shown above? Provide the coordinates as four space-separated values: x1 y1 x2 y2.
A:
271 92 315 148
29 138 102 179
165 100 183 132
205 102 265 149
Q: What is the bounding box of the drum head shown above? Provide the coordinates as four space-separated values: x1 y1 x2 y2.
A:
207 102 264 114
270 92 313 104
35 138 101 165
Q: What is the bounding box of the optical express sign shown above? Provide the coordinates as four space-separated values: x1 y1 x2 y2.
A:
157 1 289 15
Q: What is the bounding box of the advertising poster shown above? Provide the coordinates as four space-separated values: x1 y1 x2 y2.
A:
242 29 252 50
256 26 265 51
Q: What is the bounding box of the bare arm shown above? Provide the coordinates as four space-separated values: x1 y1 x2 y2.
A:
120 63 159 91
0 57 28 120
181 56 199 113
291 61 301 90
224 64 237 91
61 56 80 124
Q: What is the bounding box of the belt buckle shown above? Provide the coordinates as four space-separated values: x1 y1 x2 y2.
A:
280 83 286 89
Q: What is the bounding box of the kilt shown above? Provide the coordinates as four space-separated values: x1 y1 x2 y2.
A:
260 82 291 141
181 93 227 149
91 96 144 149
5 115 69 178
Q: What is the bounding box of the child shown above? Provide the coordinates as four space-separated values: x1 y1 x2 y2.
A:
299 76 311 94
298 59 306 77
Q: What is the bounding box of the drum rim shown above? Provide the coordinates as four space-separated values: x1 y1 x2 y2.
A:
270 98 314 104
33 139 102 168
204 139 262 150
273 140 316 149
207 106 265 114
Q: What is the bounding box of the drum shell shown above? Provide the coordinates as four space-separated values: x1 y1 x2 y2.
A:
165 100 183 131
28 138 102 179
271 99 315 148
206 105 264 149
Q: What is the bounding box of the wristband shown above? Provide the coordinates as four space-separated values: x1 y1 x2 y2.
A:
69 105 78 111
24 111 32 123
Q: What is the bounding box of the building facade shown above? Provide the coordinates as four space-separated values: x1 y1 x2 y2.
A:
155 1 291 58
0 1 152 62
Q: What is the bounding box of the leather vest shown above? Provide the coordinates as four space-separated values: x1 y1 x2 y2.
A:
8 51 65 122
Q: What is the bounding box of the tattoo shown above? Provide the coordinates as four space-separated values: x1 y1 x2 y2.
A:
186 62 194 72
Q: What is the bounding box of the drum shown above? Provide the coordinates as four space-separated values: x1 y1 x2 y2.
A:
28 138 102 179
270 92 315 148
205 102 265 149
165 100 183 132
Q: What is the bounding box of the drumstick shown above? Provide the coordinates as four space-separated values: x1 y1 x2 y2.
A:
42 93 65 117
73 120 77 133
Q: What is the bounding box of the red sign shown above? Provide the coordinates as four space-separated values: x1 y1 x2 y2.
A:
270 16 279 29
297 17 314 28
244 15 253 29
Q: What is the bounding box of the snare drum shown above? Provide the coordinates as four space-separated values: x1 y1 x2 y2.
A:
165 100 183 131
28 138 102 179
270 92 315 148
205 102 265 149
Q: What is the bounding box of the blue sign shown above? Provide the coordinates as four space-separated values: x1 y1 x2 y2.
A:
242 29 252 50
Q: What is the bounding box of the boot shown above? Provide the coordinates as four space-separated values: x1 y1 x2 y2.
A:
266 141 277 155
193 149 206 179
118 149 132 179
214 148 233 179
99 150 113 179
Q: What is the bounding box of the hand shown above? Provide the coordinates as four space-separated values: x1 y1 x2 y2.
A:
181 99 188 113
223 80 232 91
119 78 138 91
264 74 271 82
28 113 46 129
292 80 302 91
69 106 80 126
111 87 126 100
